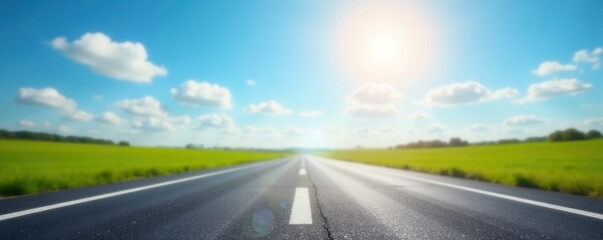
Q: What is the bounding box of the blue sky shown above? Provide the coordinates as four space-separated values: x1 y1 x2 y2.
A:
1 0 602 148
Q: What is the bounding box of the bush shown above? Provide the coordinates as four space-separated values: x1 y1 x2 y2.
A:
562 128 586 141
548 130 564 142
586 130 602 139
497 139 520 144
449 138 468 147
513 174 539 188
524 136 547 142
395 140 449 149
118 141 130 147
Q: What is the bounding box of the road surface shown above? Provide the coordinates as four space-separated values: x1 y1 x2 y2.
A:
1 156 602 239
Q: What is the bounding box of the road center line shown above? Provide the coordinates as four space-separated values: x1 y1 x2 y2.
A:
319 158 603 221
299 168 307 175
0 161 270 221
289 187 312 224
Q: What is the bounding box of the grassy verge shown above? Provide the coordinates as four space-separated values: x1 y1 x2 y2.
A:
0 140 289 197
320 139 603 197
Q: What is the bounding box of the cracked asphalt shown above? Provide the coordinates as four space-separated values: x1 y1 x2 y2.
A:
1 155 603 239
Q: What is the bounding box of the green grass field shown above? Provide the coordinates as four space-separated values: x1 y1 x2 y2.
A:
320 139 603 197
0 140 288 197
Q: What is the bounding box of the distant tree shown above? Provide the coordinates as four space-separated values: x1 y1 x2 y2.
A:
586 130 602 139
471 141 496 146
0 129 117 145
497 139 520 144
396 139 449 149
449 137 468 147
117 141 130 147
562 128 586 141
524 136 547 142
548 131 564 142
185 143 195 149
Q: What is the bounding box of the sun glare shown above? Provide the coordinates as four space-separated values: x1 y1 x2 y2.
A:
335 2 435 84
370 35 399 61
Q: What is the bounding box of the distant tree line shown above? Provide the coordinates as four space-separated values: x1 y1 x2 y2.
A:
392 128 602 149
394 137 469 149
548 128 601 142
472 138 523 145
0 129 130 146
185 143 205 149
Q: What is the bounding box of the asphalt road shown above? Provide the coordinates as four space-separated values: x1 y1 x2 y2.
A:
1 155 602 239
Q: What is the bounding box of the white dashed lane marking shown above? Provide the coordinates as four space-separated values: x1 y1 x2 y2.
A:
289 187 312 224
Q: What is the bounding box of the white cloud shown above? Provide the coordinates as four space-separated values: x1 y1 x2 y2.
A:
51 32 167 83
245 100 292 115
93 94 103 100
346 104 398 118
349 126 397 137
420 81 518 107
170 115 191 126
573 47 603 69
531 61 576 76
57 125 71 134
15 87 76 111
408 111 430 120
378 126 397 134
197 114 236 132
426 124 447 133
132 117 176 132
171 80 232 109
347 83 401 105
116 96 166 117
130 114 189 133
351 128 380 138
468 124 491 132
577 118 603 128
490 88 520 99
243 126 277 135
298 111 323 118
97 111 126 125
18 120 35 128
518 78 592 103
68 110 94 122
321 126 345 134
503 115 548 126
283 128 305 136
120 129 142 135
115 96 190 133
242 127 259 134
246 79 256 86
346 83 401 118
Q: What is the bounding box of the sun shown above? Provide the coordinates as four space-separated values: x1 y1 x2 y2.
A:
370 35 399 61
335 2 435 84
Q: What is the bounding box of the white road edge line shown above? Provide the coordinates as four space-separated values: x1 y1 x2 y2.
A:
289 187 312 224
398 173 603 220
0 162 267 221
299 168 307 175
321 158 603 221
